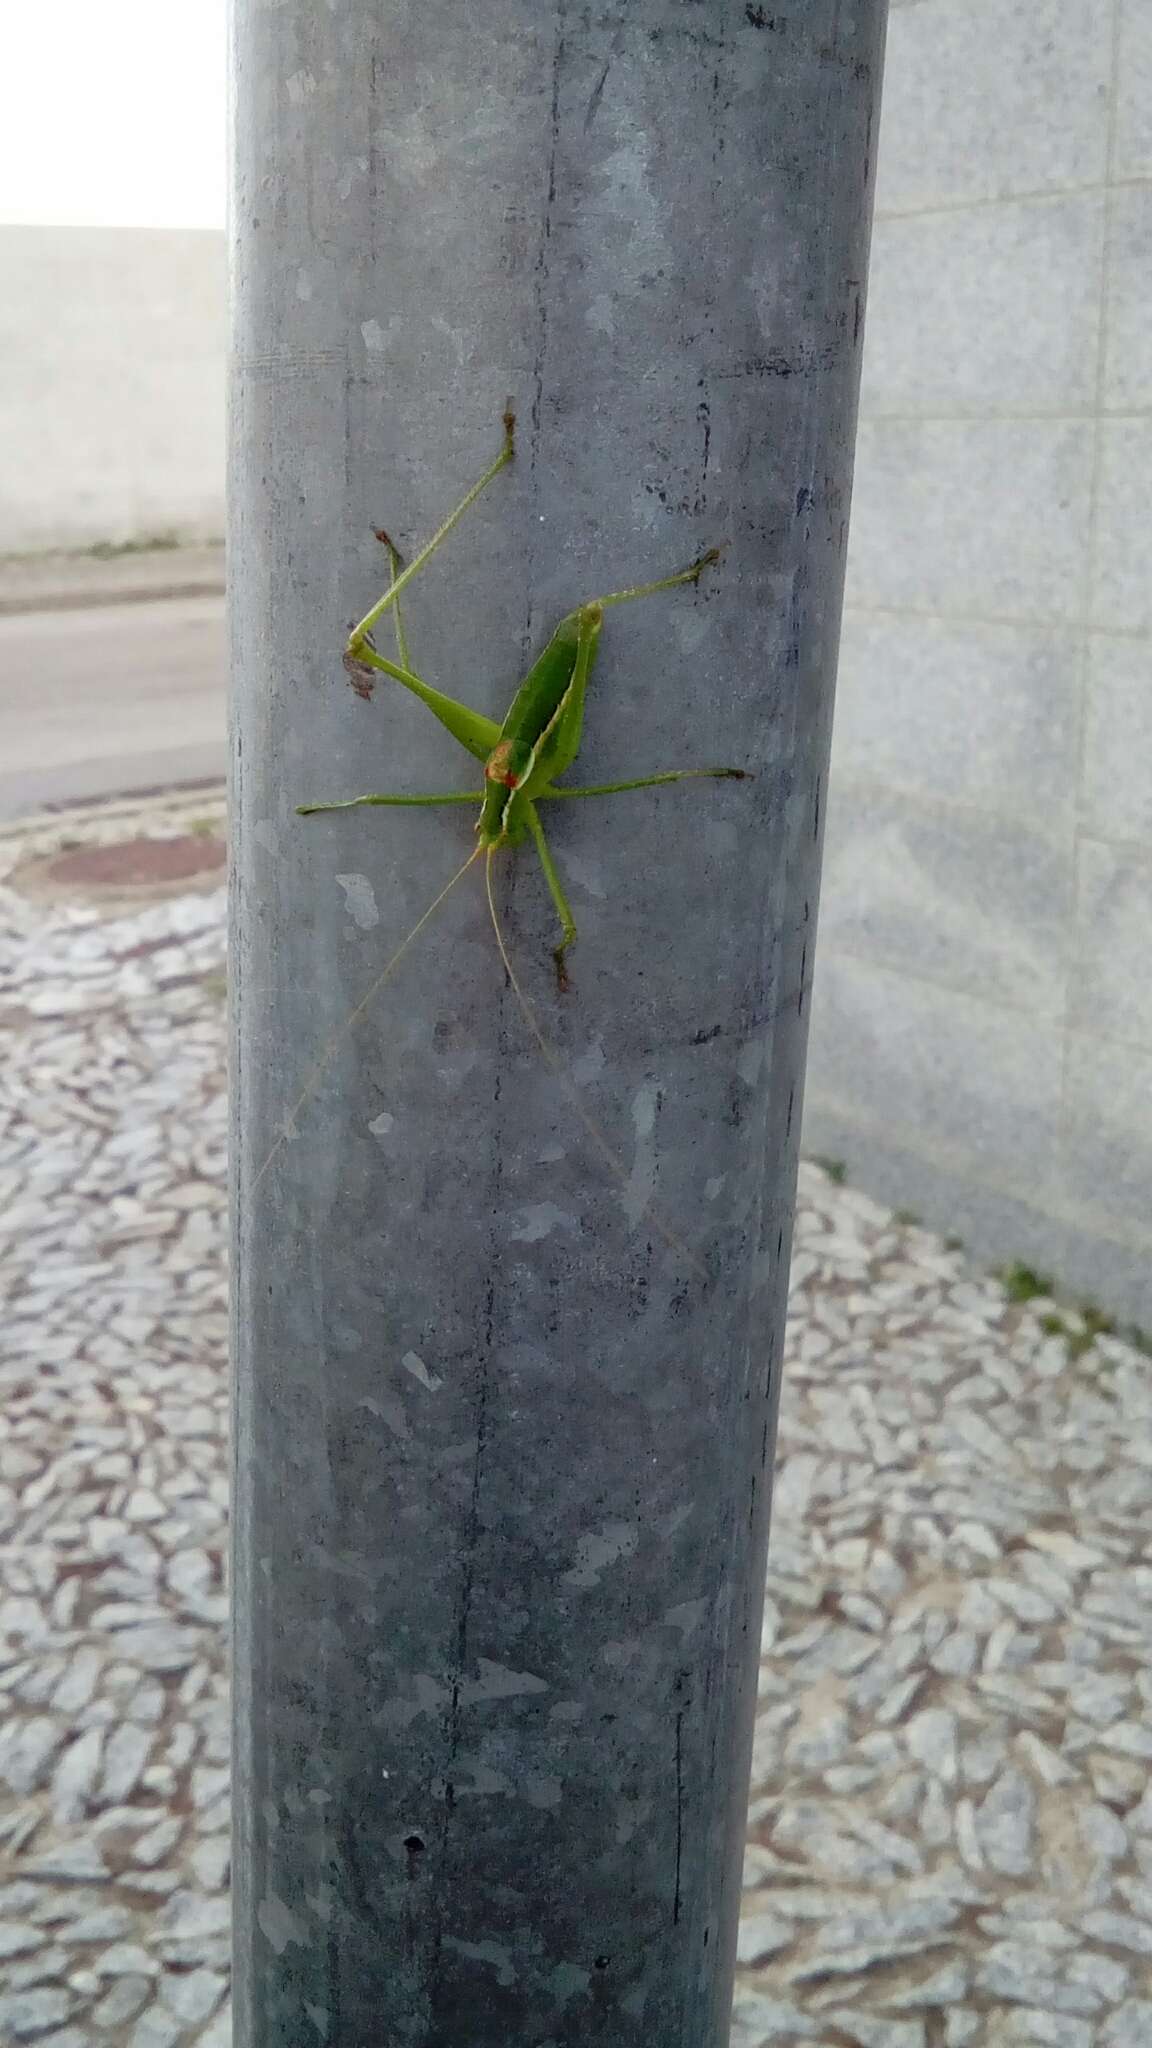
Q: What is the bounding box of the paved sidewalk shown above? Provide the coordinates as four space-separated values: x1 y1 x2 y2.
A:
3 794 1152 2046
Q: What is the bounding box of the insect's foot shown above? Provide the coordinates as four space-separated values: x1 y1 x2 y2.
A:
373 526 405 564
343 648 377 701
692 543 727 579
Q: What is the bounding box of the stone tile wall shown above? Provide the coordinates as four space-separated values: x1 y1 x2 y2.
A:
806 0 1152 1323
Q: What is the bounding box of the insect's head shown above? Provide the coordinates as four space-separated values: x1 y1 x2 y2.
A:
478 738 531 849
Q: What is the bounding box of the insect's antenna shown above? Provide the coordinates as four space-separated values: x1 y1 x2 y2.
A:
251 844 483 1193
484 850 705 1277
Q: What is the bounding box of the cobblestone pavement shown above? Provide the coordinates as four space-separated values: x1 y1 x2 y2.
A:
4 795 1152 2048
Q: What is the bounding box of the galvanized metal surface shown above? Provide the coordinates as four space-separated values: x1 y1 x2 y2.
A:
231 4 886 2040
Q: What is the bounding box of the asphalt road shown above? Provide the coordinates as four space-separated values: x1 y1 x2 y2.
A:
0 595 226 819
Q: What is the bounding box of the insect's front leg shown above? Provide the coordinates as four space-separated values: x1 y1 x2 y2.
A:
525 804 577 992
297 792 480 817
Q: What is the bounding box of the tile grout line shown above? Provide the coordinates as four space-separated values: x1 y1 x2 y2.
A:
873 169 1150 226
825 932 1152 1061
827 768 1152 863
844 599 1150 641
858 407 1152 425
824 937 1068 1032
805 1085 1152 1265
1060 0 1123 1185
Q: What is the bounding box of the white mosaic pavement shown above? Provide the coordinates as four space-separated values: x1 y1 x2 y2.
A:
3 795 1152 2048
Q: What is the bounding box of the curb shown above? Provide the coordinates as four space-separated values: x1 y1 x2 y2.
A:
0 545 226 617
0 782 227 866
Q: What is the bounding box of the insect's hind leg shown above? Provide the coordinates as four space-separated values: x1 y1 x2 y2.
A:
525 805 578 993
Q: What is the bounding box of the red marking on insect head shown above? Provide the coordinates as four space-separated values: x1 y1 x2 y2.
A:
485 741 519 789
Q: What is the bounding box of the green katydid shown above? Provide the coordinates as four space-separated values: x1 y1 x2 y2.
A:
300 400 746 983
257 401 748 1200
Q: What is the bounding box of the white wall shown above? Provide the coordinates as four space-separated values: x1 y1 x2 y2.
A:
0 226 225 555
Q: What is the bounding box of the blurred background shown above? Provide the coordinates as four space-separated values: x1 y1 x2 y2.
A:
0 2 226 817
2 5 1152 2046
3 0 1149 1319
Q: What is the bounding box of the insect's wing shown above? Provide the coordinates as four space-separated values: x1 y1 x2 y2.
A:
518 606 602 796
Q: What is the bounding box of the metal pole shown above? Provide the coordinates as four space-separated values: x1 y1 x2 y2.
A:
230 4 886 2043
